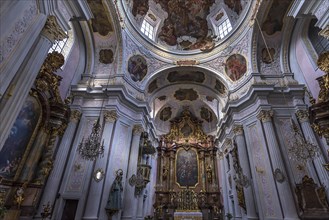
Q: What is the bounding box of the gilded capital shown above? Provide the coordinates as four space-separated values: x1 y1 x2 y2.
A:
70 110 82 122
133 124 144 135
104 110 117 123
296 110 309 123
233 125 244 136
224 138 232 148
317 51 329 73
41 16 67 43
257 110 273 122
319 27 329 43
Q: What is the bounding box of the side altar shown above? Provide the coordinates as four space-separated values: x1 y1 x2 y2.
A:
154 110 223 220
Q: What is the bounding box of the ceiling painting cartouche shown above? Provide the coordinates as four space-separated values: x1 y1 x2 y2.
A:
99 49 114 64
167 71 205 83
174 88 199 101
87 0 113 36
128 55 148 82
225 54 247 81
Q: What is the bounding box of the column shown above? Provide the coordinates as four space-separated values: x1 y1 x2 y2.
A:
233 125 258 219
223 139 234 216
83 110 117 219
199 150 206 191
122 125 144 220
34 110 81 219
296 110 329 198
219 153 230 216
169 150 176 190
258 110 299 220
229 153 242 219
0 16 67 150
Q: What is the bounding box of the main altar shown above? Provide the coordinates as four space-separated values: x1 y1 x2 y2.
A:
154 110 223 220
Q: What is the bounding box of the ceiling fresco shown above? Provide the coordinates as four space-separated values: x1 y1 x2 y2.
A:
132 0 149 17
87 0 113 36
200 107 213 122
159 106 172 121
261 0 292 36
225 54 247 81
224 0 243 15
128 55 148 82
148 79 158 93
99 49 114 64
174 88 199 101
167 71 205 83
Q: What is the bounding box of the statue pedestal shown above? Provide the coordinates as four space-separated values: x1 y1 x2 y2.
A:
174 211 202 220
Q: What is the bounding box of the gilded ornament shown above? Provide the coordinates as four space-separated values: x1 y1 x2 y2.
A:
133 124 144 135
296 110 309 123
70 110 82 122
233 125 244 135
317 51 329 73
257 110 273 122
319 26 329 40
41 16 67 43
104 110 117 123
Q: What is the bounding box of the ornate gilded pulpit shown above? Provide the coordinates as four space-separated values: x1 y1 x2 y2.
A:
154 110 222 220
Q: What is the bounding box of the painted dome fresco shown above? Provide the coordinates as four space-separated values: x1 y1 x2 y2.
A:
122 0 252 54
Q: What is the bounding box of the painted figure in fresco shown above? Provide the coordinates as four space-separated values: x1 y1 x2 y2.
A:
106 169 123 211
128 55 147 82
225 54 247 81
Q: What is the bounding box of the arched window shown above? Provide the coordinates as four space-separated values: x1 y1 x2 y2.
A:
217 18 232 39
141 19 155 40
308 19 329 55
48 22 74 65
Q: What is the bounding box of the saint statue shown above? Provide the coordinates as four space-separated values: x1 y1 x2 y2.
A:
106 169 123 211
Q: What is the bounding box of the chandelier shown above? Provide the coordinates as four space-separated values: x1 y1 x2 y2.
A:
287 119 319 164
78 117 104 160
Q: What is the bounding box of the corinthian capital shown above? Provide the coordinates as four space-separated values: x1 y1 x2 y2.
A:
104 110 117 123
41 16 67 43
70 110 82 122
233 125 244 136
257 110 273 122
296 110 309 123
133 124 144 135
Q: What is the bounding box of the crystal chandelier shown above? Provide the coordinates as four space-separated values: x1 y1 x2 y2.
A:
78 117 104 161
288 120 319 164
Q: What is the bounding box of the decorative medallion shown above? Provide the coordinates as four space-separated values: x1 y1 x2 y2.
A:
214 80 227 94
261 48 275 64
158 95 167 101
206 96 215 102
148 79 158 93
225 54 247 81
99 49 114 64
167 71 205 83
128 55 147 82
274 168 285 183
159 107 172 121
174 89 198 101
200 107 213 122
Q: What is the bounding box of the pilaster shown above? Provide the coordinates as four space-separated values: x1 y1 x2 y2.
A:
257 110 299 220
122 124 144 220
233 125 258 219
83 110 117 219
296 110 329 199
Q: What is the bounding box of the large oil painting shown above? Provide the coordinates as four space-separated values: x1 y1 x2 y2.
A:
225 54 247 81
176 148 199 187
155 0 215 50
0 95 41 179
128 55 148 82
